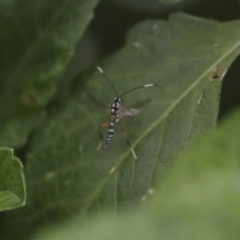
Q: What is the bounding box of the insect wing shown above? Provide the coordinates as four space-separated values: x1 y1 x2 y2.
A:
119 107 141 117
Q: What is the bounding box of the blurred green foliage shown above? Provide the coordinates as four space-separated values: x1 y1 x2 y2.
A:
0 0 240 239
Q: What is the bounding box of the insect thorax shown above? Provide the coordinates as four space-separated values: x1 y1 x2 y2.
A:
110 97 122 120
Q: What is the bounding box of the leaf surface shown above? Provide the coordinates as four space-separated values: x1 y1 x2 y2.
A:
0 0 98 147
0 147 26 211
33 109 240 240
2 13 240 239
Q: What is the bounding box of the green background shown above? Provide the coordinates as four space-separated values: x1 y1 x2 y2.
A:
0 0 240 239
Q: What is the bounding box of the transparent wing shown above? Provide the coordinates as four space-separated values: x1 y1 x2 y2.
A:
119 107 141 117
120 98 153 117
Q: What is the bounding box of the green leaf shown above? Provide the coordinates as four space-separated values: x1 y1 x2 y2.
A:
42 109 240 239
149 108 240 239
0 0 98 148
33 109 240 240
150 107 240 209
2 13 240 239
0 147 26 211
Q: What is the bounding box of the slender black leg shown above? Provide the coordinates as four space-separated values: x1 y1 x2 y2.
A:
117 123 137 160
96 123 109 151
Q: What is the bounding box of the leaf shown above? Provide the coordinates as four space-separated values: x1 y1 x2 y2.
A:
32 109 240 240
0 0 98 147
149 108 240 239
2 13 240 239
150 108 240 210
0 147 26 211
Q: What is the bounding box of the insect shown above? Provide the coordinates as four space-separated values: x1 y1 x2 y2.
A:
96 66 161 160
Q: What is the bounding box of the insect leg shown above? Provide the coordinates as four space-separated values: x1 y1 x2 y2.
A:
117 123 137 160
97 123 109 151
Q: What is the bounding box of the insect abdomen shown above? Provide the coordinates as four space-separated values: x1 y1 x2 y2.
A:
106 122 114 146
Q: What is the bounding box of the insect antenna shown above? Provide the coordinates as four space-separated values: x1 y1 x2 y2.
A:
120 84 162 98
97 66 119 98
